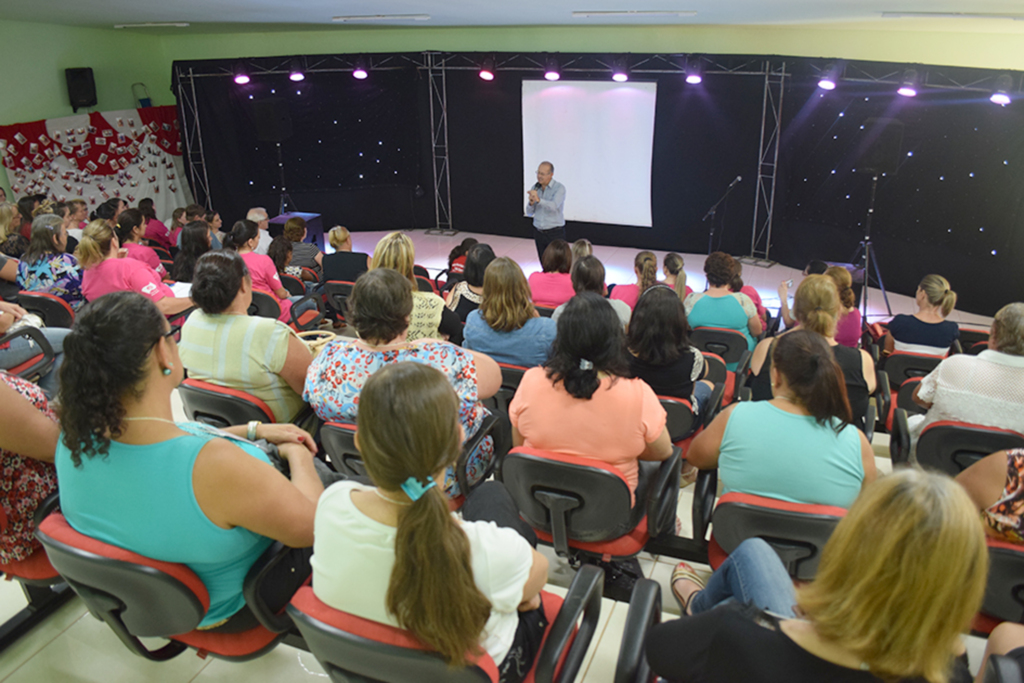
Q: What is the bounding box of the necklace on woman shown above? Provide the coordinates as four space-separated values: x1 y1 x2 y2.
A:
123 416 178 426
773 395 800 405
373 488 412 506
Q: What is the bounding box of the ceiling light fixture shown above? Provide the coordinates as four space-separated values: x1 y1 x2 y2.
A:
611 56 630 83
817 63 840 91
684 57 703 85
479 56 496 81
332 14 430 22
544 55 561 81
352 57 369 80
991 74 1014 105
232 62 250 85
897 68 918 97
572 10 697 18
289 59 305 82
113 22 189 28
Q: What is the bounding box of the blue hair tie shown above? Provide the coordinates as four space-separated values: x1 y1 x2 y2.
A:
400 476 436 502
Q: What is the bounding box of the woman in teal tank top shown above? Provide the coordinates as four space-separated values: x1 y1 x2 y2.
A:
55 292 325 631
688 330 876 509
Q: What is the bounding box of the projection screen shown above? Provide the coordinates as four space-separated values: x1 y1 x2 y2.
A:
522 80 657 228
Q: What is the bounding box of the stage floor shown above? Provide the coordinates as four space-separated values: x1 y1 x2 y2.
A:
344 229 996 329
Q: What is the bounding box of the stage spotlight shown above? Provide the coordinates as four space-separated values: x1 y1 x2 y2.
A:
544 55 561 81
817 63 839 91
684 57 703 84
289 59 305 82
611 56 629 82
897 68 918 97
479 56 495 81
232 63 250 85
352 58 369 80
991 74 1013 105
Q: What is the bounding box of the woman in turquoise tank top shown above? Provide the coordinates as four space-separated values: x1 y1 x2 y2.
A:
55 292 324 632
688 330 876 509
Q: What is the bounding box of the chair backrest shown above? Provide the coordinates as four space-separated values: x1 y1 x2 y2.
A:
882 351 942 383
982 538 1024 625
178 378 276 428
917 421 1024 475
248 290 282 319
287 586 497 683
959 326 991 349
535 305 556 318
17 291 76 328
690 327 748 364
36 513 208 637
324 280 356 319
0 327 55 382
968 340 990 356
415 275 436 294
151 246 173 262
502 448 641 543
498 363 528 390
320 421 368 477
894 377 925 415
701 352 728 385
280 273 306 297
711 492 847 580
660 396 697 443
985 653 1024 683
413 264 430 279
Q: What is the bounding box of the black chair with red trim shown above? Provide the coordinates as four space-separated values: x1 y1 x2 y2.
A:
0 494 74 652
916 421 1024 476
983 653 1024 683
660 382 725 460
280 273 306 297
968 341 991 356
535 305 556 318
151 245 173 262
323 280 356 323
0 327 55 385
974 537 1024 636
321 414 502 503
287 564 603 683
36 513 301 662
485 362 530 414
415 275 437 294
249 290 323 332
178 378 276 429
881 351 942 431
17 291 75 329
708 492 847 581
502 446 681 599
960 326 990 351
691 334 751 404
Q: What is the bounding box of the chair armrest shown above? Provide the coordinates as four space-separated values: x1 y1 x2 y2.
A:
703 382 726 428
614 579 662 683
166 306 195 326
735 349 752 378
242 542 312 633
864 404 876 443
33 491 60 528
890 408 911 466
534 564 604 683
288 295 324 331
0 327 55 381
455 413 499 497
691 468 718 542
646 447 682 538
986 654 1024 683
875 370 891 418
738 386 752 402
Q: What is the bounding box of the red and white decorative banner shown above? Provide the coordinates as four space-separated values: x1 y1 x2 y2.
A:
0 105 192 221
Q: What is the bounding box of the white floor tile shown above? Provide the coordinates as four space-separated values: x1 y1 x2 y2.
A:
189 645 327 682
0 595 88 680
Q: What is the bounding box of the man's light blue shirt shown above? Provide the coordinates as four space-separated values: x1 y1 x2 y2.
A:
526 178 566 230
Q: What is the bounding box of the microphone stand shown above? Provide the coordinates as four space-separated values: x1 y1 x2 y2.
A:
702 179 740 255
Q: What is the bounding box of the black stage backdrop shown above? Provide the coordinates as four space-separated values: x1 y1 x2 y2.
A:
174 54 1024 316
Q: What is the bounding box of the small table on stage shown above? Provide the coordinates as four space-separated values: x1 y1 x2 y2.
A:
269 212 324 251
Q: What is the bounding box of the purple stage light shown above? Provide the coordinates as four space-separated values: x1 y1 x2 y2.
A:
289 72 305 82
817 78 836 91
234 74 250 85
991 92 1011 105
353 68 368 80
897 85 916 97
612 72 628 82
685 73 702 84
545 70 560 81
479 69 494 81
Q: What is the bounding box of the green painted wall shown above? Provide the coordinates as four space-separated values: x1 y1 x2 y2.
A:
3 18 1024 197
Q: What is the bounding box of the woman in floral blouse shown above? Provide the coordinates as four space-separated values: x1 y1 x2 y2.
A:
304 268 501 496
0 370 59 565
16 214 85 310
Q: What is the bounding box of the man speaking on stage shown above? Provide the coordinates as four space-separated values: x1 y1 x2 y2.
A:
526 161 566 261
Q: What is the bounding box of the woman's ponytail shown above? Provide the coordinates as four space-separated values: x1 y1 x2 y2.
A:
636 251 658 294
223 219 257 251
74 220 115 269
919 274 956 318
772 330 851 433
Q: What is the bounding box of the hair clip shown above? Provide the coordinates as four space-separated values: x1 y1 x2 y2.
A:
400 476 436 502
579 358 594 371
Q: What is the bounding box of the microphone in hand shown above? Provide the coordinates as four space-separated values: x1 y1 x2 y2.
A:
532 182 542 191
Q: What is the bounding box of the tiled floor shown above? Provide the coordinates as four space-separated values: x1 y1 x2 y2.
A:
0 229 994 680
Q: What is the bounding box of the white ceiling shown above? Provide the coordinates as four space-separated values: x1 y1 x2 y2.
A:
4 0 1024 31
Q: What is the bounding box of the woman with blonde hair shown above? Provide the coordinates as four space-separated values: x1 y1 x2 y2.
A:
464 257 557 366
611 250 658 310
370 231 455 341
77 220 193 317
748 275 875 431
0 202 28 257
825 265 861 348
312 362 547 681
663 252 691 299
322 225 370 284
648 468 985 683
571 238 592 266
884 274 959 356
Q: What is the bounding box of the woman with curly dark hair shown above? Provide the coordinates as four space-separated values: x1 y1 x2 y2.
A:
55 291 323 632
509 291 672 501
684 251 763 357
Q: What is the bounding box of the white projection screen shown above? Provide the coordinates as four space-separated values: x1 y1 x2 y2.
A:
522 80 657 228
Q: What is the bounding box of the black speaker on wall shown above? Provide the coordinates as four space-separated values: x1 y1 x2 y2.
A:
65 68 97 112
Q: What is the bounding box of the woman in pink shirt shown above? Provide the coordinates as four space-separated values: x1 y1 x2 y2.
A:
527 239 574 308
223 219 316 324
116 209 166 279
729 263 768 326
509 291 673 501
138 198 172 251
76 221 192 317
610 251 658 311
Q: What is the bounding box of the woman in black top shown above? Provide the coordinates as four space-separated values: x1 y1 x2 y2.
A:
749 275 874 431
647 469 985 683
445 244 495 323
627 285 713 413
